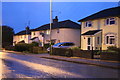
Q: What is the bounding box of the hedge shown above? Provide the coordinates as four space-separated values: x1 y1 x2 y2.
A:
52 48 99 58
12 42 47 54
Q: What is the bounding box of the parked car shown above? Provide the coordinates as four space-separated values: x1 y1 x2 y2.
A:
47 42 76 53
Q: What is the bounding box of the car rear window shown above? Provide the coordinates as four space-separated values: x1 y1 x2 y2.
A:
62 43 75 46
53 43 62 46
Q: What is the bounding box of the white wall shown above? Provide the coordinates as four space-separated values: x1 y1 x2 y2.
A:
44 28 80 47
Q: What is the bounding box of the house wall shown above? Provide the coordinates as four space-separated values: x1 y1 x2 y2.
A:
31 31 44 43
13 35 31 45
31 28 81 47
81 17 119 50
45 28 80 47
94 32 102 50
100 17 119 50
81 20 98 34
118 17 120 48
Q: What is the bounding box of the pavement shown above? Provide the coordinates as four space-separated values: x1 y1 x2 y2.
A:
3 50 120 69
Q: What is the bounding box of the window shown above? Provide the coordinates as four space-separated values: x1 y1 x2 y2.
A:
105 17 116 25
85 21 92 27
62 43 75 46
105 34 115 45
33 32 35 35
97 37 100 44
46 30 50 34
88 38 91 45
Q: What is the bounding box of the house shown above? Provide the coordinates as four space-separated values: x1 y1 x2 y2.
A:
31 16 81 47
78 7 120 50
13 16 81 47
13 27 35 46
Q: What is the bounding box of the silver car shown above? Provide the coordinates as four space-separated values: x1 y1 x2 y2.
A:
47 42 75 52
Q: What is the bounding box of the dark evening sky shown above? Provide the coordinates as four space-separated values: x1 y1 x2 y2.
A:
2 2 118 33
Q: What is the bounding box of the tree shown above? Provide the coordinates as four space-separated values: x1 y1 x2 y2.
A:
1 26 14 48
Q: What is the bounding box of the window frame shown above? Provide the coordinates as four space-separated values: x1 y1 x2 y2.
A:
85 21 92 27
105 17 116 25
105 34 116 45
97 36 100 45
46 30 50 34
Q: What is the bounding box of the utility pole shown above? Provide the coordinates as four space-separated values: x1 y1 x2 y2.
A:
0 1 2 50
50 0 53 55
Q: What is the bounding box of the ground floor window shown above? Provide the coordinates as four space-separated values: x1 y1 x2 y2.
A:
105 33 116 45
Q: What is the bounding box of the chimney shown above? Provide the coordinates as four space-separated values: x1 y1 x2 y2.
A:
26 26 30 34
53 16 58 24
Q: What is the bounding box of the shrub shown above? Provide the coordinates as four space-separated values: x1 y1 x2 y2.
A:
44 43 50 49
32 46 47 54
70 47 81 50
5 45 15 50
14 43 30 52
29 42 39 47
14 42 47 54
107 46 120 53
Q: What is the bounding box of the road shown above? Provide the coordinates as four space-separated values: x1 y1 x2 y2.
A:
0 51 119 79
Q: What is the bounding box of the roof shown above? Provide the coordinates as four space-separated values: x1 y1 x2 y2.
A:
82 30 101 35
30 37 38 40
78 7 120 22
15 20 80 35
14 29 35 36
18 40 25 43
34 20 80 31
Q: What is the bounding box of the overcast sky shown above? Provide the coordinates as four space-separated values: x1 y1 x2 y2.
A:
2 2 118 33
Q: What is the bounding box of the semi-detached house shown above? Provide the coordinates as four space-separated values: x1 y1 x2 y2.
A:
78 7 120 50
13 16 81 47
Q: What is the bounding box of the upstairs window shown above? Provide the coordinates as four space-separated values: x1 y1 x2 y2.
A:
105 17 116 25
85 21 92 27
33 32 35 35
46 30 50 34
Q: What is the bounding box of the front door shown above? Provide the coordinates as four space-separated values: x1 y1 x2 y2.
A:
87 37 91 50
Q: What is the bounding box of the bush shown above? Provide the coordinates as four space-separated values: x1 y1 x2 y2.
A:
14 43 30 52
70 47 81 50
52 48 73 57
44 43 50 49
100 52 120 61
14 42 47 54
5 45 15 50
29 42 39 47
107 46 120 53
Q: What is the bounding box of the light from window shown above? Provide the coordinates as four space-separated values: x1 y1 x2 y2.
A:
85 21 92 27
33 32 35 35
46 30 50 34
106 18 115 25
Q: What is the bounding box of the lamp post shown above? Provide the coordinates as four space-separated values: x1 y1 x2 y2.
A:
50 0 53 55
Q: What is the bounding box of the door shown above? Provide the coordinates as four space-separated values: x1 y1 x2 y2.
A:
87 37 91 50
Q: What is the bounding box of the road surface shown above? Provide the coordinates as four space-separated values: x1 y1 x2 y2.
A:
0 51 119 79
